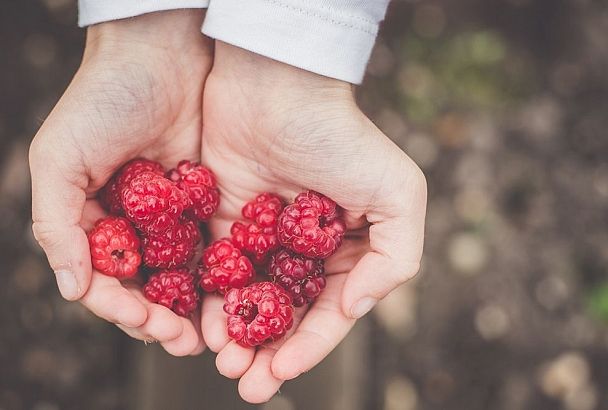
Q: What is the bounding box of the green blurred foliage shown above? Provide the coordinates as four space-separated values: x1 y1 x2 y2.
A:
587 284 608 322
397 30 535 124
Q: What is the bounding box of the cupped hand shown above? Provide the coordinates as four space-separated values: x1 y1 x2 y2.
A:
29 10 212 356
199 42 427 402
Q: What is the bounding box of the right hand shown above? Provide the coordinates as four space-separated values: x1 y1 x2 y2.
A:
29 10 212 356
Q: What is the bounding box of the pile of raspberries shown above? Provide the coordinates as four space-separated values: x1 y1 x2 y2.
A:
88 158 346 347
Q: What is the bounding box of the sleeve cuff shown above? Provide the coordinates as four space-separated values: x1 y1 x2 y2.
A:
78 0 209 27
202 0 380 84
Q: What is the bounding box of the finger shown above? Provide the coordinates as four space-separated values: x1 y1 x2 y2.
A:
30 134 91 301
127 287 189 343
271 274 355 380
190 342 206 356
188 309 207 356
341 165 427 319
238 346 284 404
200 294 230 352
215 341 255 379
116 291 204 357
236 305 307 403
116 324 156 342
115 306 186 345
161 317 202 357
79 273 148 328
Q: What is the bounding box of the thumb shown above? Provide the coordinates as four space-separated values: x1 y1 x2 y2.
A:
341 165 427 319
30 132 92 301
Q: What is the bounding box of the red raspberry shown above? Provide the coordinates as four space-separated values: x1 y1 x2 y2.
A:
241 192 284 221
198 239 255 294
231 193 284 264
224 282 294 347
142 218 201 269
143 269 199 317
99 158 164 214
167 160 220 221
121 171 191 235
88 216 141 279
269 249 326 307
277 190 346 259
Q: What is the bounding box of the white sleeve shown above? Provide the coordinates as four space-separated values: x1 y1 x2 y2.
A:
78 0 209 27
202 0 391 84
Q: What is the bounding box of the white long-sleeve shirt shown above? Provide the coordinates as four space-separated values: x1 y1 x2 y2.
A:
78 0 391 84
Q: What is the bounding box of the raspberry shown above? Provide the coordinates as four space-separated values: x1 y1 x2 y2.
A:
198 239 255 294
277 190 346 259
88 216 141 279
121 171 191 235
143 269 199 317
99 158 164 214
269 249 326 307
241 192 284 221
142 218 201 269
224 282 294 347
167 160 220 221
231 193 284 264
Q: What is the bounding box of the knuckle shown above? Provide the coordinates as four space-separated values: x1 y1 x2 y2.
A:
392 159 428 213
405 161 427 199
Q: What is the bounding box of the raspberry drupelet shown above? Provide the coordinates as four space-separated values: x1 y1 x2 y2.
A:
198 239 255 294
277 190 346 259
269 249 326 307
224 282 294 347
121 171 191 235
99 158 164 215
231 192 284 265
142 217 201 269
88 216 141 279
167 160 220 222
143 269 199 317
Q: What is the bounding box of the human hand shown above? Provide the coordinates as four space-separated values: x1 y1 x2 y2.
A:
199 42 427 402
29 10 212 356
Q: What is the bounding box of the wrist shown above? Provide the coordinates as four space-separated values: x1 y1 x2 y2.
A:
212 42 354 104
83 10 209 62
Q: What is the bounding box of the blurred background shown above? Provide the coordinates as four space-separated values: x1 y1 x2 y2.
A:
1 0 607 409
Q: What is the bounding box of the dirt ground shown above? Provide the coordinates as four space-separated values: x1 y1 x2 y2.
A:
1 0 607 409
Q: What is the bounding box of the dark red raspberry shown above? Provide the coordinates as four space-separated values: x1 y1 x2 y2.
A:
142 218 201 269
269 249 326 307
224 282 294 347
88 216 141 279
198 239 254 294
143 269 199 317
121 171 191 235
99 158 164 214
277 190 346 259
167 160 220 221
231 192 284 264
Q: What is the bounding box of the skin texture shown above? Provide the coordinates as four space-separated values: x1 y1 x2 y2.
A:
200 42 427 403
29 10 211 356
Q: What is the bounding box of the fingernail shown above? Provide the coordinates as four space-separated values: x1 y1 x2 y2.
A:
351 297 378 319
55 270 79 300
